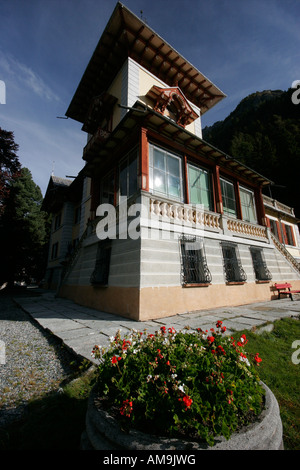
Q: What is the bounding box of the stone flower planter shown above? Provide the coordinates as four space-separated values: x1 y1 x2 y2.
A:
81 382 283 450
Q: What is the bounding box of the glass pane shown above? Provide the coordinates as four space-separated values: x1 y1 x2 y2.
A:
189 167 199 187
153 169 166 193
168 174 181 198
167 155 180 177
201 189 210 208
240 188 256 223
119 165 127 196
221 179 236 216
190 186 201 204
128 157 137 196
153 149 165 170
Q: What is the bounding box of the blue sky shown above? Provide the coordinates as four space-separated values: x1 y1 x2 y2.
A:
0 0 299 196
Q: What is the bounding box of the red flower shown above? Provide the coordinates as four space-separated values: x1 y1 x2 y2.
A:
254 353 262 364
217 345 226 355
111 355 121 364
207 336 215 343
216 320 223 328
182 395 193 410
120 399 133 417
237 334 248 347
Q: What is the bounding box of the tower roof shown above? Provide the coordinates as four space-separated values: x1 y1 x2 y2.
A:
66 2 226 124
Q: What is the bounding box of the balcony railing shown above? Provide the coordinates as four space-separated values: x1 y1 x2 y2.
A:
148 196 268 241
263 194 295 216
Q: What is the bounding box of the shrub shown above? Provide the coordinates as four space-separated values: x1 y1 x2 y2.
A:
92 321 264 446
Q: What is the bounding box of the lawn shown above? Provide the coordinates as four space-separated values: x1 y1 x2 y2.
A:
0 317 299 450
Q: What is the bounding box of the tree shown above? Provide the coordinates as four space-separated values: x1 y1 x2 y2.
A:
0 128 21 215
0 167 50 285
203 89 300 217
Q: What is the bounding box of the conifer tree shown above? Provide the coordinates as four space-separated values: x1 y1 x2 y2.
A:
0 167 50 285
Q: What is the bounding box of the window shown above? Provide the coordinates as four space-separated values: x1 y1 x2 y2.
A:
250 247 272 281
240 186 257 223
188 164 213 210
51 242 59 260
74 206 81 224
101 170 115 205
221 242 247 283
269 219 279 239
149 145 183 201
90 241 111 285
180 236 212 285
220 178 237 217
283 224 295 246
54 212 62 230
119 148 138 201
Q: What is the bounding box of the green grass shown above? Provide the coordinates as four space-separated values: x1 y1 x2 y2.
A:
232 317 300 450
0 317 299 450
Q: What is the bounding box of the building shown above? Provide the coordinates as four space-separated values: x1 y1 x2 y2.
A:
43 2 300 320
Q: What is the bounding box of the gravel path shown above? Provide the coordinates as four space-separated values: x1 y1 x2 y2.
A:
0 290 82 428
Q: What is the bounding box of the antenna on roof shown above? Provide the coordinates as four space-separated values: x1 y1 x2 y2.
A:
51 161 55 176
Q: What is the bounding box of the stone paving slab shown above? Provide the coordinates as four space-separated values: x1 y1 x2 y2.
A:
13 292 300 363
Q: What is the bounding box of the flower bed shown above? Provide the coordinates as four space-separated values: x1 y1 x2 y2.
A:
90 321 267 447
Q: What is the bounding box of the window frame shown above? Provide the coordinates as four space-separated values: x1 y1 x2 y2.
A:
269 218 279 239
54 212 62 231
239 185 257 224
101 169 115 205
283 223 295 246
249 246 272 282
187 162 214 211
221 242 247 284
118 147 138 203
180 235 212 286
149 144 183 202
51 242 59 260
220 177 237 218
90 240 112 286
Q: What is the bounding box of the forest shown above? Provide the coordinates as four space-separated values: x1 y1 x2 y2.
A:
203 88 300 218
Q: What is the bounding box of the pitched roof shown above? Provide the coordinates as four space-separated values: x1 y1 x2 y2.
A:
66 2 226 124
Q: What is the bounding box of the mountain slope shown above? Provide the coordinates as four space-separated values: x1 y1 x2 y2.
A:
202 89 300 217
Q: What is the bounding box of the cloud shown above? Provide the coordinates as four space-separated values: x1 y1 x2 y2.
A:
0 49 60 102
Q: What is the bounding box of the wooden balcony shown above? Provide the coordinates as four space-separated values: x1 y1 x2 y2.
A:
83 128 111 161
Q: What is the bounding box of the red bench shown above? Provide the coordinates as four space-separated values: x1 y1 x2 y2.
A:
274 283 300 301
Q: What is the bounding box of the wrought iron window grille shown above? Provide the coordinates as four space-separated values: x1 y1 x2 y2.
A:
250 247 272 281
221 242 247 283
180 235 212 285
